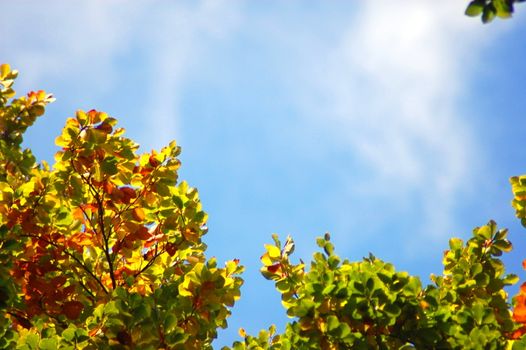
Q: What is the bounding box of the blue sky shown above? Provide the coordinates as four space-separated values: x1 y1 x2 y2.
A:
3 1 526 346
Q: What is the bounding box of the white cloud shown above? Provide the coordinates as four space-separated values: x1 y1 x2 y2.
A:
137 0 242 148
284 1 500 243
0 0 241 149
0 1 139 90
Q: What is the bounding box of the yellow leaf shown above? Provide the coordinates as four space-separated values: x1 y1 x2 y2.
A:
0 64 10 78
261 252 273 266
265 244 281 259
238 328 247 338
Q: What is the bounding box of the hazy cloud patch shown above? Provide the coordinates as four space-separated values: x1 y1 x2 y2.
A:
280 1 498 245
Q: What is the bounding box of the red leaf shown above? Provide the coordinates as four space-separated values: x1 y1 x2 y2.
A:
51 276 67 288
121 187 136 204
134 226 151 240
149 155 161 167
166 243 177 256
267 263 281 274
96 121 112 134
62 301 84 320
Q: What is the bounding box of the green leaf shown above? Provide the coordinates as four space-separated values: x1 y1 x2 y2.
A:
1 239 18 250
494 0 513 18
85 128 107 144
276 279 290 293
39 338 57 350
61 328 76 342
323 242 334 256
104 301 120 315
75 329 88 343
295 299 315 317
466 1 484 16
493 239 512 252
25 333 39 350
327 315 339 332
101 157 119 176
449 238 463 251
472 303 484 325
482 5 497 23
164 314 178 333
338 322 351 338
383 304 401 317
503 274 519 285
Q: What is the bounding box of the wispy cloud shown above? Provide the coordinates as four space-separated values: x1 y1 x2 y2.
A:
281 1 499 247
0 1 139 90
136 0 242 148
0 0 241 150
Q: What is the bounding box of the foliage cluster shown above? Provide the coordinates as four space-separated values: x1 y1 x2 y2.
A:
0 64 242 349
465 0 525 23
228 223 524 350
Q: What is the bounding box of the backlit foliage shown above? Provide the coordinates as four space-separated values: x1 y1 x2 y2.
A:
465 0 525 23
0 64 243 349
227 223 522 349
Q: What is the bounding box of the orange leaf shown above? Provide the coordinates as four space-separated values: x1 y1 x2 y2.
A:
103 180 115 194
73 208 85 221
182 228 199 243
514 295 526 323
132 207 145 221
88 324 102 337
144 233 164 248
69 232 93 249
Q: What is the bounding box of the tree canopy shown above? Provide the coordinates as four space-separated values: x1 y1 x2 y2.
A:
0 64 243 349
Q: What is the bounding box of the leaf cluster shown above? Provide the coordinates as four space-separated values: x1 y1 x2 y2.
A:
228 222 522 349
465 0 525 23
0 65 243 349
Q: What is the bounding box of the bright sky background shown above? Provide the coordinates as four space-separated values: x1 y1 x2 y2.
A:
3 1 526 346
